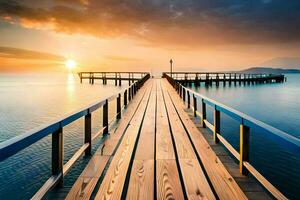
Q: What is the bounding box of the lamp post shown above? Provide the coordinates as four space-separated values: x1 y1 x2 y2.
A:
170 59 173 78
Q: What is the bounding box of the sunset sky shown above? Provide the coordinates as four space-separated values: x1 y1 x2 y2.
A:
0 0 300 72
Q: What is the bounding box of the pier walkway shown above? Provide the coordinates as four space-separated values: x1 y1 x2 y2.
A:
65 78 249 199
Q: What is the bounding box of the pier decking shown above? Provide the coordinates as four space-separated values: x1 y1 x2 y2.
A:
65 78 248 199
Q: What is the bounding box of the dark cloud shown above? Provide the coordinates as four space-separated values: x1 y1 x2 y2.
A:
0 46 64 61
1 0 300 47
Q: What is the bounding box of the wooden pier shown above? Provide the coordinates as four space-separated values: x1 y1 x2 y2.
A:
0 71 298 200
163 72 285 86
78 72 150 85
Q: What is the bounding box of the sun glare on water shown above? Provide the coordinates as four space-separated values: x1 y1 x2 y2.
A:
65 59 77 70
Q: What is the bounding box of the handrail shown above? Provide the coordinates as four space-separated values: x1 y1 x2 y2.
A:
0 73 150 199
163 72 285 83
163 71 284 76
163 73 296 200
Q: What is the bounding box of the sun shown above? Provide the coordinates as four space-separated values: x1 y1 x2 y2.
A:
65 59 77 70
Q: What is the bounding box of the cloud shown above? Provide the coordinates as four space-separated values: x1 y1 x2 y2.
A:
1 0 300 47
0 46 64 61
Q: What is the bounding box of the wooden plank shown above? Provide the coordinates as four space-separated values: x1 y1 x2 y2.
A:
162 81 216 200
94 82 151 157
126 160 154 199
156 81 175 160
94 81 153 200
66 80 151 200
66 156 109 200
155 80 184 199
163 95 196 159
163 79 247 200
126 81 157 199
134 81 156 160
156 160 185 200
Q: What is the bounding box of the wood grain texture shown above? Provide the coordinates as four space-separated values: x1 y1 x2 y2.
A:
156 81 175 160
134 83 156 160
94 81 153 200
126 82 156 199
66 80 151 200
162 82 216 200
156 160 185 200
179 159 215 200
163 92 196 159
126 160 154 200
163 79 247 200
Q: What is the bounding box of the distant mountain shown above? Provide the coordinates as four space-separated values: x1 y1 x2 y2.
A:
260 57 300 68
241 67 300 74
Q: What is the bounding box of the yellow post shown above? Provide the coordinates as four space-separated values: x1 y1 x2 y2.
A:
214 109 220 143
240 124 250 175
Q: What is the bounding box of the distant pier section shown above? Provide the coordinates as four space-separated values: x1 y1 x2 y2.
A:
163 72 285 86
78 72 150 85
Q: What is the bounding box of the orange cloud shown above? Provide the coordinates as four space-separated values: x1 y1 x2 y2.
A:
0 46 64 61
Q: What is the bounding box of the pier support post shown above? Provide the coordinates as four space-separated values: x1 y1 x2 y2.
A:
187 91 190 108
124 90 128 106
117 94 121 119
240 124 250 175
201 99 206 128
193 94 197 117
52 127 63 187
119 73 122 86
79 73 83 83
128 73 131 86
214 108 220 143
103 100 108 135
84 113 92 155
183 88 186 102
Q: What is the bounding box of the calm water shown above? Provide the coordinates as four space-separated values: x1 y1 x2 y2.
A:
187 74 300 199
0 73 126 199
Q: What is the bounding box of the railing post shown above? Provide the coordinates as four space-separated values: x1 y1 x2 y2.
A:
179 85 182 98
214 107 220 143
115 73 117 86
240 123 250 175
193 94 197 117
52 127 63 186
128 73 131 86
201 99 206 128
124 90 128 106
117 93 121 119
119 73 122 86
187 91 190 108
103 100 109 135
131 85 134 98
128 87 131 101
84 112 92 155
